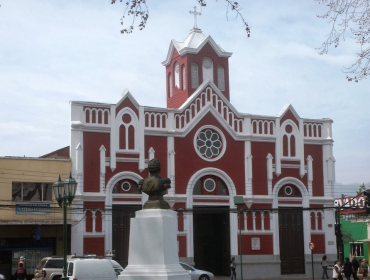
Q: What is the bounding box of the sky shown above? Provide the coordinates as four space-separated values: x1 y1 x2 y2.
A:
0 0 369 191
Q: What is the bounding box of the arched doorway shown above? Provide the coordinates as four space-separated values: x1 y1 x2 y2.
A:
273 178 309 275
186 168 237 276
105 172 143 268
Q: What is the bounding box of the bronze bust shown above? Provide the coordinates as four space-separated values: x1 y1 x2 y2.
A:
139 158 171 209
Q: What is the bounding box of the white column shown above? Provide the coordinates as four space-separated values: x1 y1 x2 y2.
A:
299 119 305 177
138 106 145 172
266 153 273 196
92 211 96 233
307 155 313 196
100 145 106 194
245 140 253 199
244 212 247 231
110 104 116 172
75 143 84 195
261 211 265 231
252 212 256 231
275 118 281 176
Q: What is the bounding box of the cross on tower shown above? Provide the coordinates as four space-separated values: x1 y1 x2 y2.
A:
189 6 201 29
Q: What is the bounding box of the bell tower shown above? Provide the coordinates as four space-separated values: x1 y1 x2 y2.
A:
162 7 233 109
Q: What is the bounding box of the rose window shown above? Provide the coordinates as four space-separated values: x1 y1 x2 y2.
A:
196 129 223 159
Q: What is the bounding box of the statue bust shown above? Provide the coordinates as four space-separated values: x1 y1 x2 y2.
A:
139 158 171 209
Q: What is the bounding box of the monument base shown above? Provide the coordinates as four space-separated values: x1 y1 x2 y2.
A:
118 209 190 280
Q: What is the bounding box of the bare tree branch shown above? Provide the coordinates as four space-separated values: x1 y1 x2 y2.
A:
111 0 149 34
112 0 250 36
224 1 250 36
316 0 370 82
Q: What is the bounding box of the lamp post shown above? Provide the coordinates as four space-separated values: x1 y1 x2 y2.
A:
53 172 77 280
234 196 244 280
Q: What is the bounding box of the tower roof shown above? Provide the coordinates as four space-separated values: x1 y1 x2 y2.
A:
162 28 232 66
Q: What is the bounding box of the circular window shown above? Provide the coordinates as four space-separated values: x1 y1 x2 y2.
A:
194 127 226 161
285 124 292 133
122 114 132 124
202 58 213 69
284 186 292 195
204 179 216 192
194 126 226 161
121 182 131 192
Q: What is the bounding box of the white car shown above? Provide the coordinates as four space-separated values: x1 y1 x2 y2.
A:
108 259 124 278
179 262 215 280
67 259 117 280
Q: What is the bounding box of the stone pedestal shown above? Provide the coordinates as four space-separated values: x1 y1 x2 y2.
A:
118 209 190 280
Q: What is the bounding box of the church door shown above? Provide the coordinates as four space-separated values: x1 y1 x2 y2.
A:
193 207 230 276
112 205 142 268
278 208 305 274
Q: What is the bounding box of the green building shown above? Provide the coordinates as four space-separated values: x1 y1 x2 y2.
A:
341 218 369 261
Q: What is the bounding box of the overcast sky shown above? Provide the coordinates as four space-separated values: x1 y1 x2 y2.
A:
0 0 369 189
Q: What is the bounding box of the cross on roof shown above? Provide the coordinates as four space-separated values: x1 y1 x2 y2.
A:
189 6 201 29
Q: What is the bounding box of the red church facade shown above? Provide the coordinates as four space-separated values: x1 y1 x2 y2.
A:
70 27 336 278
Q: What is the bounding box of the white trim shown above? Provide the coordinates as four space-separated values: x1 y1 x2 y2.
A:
104 171 143 254
193 125 226 162
185 168 237 258
203 178 216 192
272 177 309 256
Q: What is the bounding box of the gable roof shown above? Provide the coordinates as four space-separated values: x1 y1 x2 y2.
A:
115 89 140 108
277 103 300 120
162 28 232 66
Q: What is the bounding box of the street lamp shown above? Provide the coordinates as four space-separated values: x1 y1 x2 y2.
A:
53 172 77 280
234 196 244 280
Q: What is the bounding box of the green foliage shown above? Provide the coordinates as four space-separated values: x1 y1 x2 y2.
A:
356 183 367 196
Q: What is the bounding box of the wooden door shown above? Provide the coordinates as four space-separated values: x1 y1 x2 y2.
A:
112 205 142 268
193 207 230 276
278 208 305 274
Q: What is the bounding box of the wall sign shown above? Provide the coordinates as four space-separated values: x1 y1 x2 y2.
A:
251 237 260 250
16 204 50 214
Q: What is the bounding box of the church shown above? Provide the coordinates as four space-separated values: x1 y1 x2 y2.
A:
69 16 336 278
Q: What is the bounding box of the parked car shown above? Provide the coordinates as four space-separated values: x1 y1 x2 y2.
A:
67 259 116 280
179 262 215 280
108 260 124 278
33 256 64 280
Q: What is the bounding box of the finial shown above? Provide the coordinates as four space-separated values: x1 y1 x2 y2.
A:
189 6 201 29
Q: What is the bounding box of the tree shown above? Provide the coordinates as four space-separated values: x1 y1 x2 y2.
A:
316 0 370 82
356 183 367 196
110 0 250 36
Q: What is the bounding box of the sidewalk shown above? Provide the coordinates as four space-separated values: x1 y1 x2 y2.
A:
215 277 364 280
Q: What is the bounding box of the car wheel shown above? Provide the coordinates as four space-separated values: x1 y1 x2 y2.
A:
199 275 210 280
53 276 61 280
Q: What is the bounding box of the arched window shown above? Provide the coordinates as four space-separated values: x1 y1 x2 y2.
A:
182 64 186 90
112 179 141 194
282 123 296 157
218 66 225 91
168 72 173 97
191 63 199 89
119 112 136 150
202 57 213 82
310 212 316 230
193 175 229 195
174 62 180 88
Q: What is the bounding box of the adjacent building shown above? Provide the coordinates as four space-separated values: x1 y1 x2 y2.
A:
0 148 72 280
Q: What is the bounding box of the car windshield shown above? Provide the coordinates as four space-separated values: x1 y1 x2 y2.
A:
45 259 64 268
180 263 194 271
110 260 122 268
36 259 47 270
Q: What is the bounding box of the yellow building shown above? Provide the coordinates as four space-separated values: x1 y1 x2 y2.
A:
0 148 72 279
